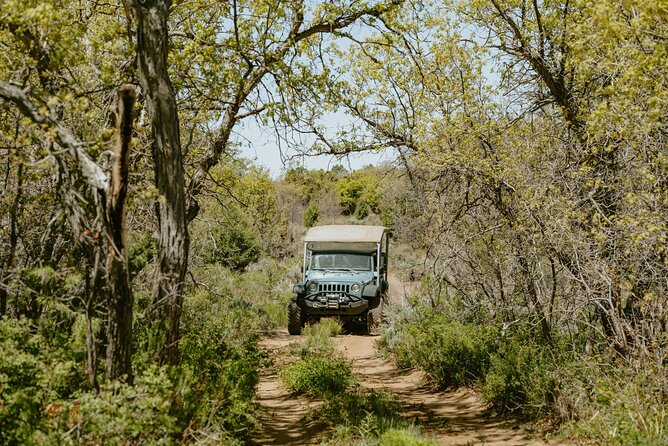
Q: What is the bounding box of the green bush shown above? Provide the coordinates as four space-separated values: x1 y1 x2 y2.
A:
304 318 342 338
317 390 437 446
562 361 668 445
59 367 184 445
376 428 438 446
298 318 342 356
0 318 49 444
304 201 320 227
0 317 83 445
280 356 353 396
183 260 294 333
338 174 380 218
178 288 267 439
483 338 557 418
316 390 402 429
381 313 498 388
203 212 261 271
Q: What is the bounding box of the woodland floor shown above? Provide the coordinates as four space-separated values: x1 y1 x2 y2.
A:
251 277 562 446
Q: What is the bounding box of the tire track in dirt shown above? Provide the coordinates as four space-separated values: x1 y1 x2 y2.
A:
253 274 559 445
252 333 325 445
254 330 558 445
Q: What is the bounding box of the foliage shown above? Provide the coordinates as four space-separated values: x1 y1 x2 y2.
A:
206 210 262 271
59 367 184 445
0 317 84 444
560 361 668 446
149 260 295 441
483 337 558 418
0 317 52 444
127 232 157 281
338 173 381 219
381 311 498 388
183 260 295 331
190 161 282 270
373 428 437 446
316 390 437 446
2 0 668 440
180 330 263 438
280 355 353 397
304 201 320 228
280 318 351 397
302 318 342 344
316 389 402 430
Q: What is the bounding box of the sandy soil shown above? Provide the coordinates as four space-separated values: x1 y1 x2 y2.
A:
252 276 560 445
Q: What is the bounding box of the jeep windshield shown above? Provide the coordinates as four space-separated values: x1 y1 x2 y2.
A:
311 253 372 271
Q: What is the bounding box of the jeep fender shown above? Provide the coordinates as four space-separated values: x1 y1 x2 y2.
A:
363 284 379 298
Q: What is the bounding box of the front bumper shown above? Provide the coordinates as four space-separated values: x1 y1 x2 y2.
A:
302 293 368 315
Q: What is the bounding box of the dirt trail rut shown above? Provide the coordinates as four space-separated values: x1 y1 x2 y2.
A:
253 276 558 445
254 330 555 445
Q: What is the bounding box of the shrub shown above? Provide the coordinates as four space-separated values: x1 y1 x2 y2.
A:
317 390 436 446
178 289 266 439
562 360 668 445
482 338 557 418
376 428 438 446
183 260 294 333
305 318 342 338
0 317 83 445
280 356 353 396
338 174 380 218
303 201 320 227
316 389 402 429
59 367 183 445
202 211 261 271
0 318 49 444
298 318 342 356
381 313 498 388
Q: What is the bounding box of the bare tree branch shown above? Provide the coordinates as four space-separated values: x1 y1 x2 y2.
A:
0 82 108 193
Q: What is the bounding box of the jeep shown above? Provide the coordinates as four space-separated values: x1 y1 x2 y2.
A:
289 225 389 335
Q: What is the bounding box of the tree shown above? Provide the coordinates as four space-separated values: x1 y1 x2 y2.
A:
0 0 143 380
123 0 189 365
170 0 405 223
0 81 137 380
301 0 668 357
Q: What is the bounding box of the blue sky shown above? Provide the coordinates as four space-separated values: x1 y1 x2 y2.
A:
234 114 397 178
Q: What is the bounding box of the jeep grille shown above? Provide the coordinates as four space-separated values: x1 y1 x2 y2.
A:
318 283 350 294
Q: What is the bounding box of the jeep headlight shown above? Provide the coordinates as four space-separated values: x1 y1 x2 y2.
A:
350 283 361 293
308 282 318 293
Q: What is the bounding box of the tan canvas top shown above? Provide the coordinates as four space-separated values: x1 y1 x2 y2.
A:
305 225 387 252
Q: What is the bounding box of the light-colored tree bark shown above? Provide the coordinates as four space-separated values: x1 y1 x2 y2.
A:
0 82 136 380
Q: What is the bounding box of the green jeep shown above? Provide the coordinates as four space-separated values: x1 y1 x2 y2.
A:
289 225 390 335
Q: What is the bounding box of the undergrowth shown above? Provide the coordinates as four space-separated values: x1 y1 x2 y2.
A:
380 297 668 444
0 257 292 445
278 319 437 445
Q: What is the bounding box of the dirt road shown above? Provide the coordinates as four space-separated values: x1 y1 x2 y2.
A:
253 275 558 445
253 329 557 445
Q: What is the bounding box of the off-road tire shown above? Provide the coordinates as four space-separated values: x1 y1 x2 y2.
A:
367 296 383 336
287 301 303 335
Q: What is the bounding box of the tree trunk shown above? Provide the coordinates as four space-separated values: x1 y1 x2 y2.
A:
104 85 136 380
0 82 139 380
1 161 22 316
127 0 190 365
84 252 100 391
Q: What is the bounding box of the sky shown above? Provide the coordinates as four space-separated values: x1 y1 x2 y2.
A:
234 116 398 178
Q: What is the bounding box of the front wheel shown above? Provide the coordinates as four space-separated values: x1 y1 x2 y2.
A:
287 301 303 335
367 296 383 336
